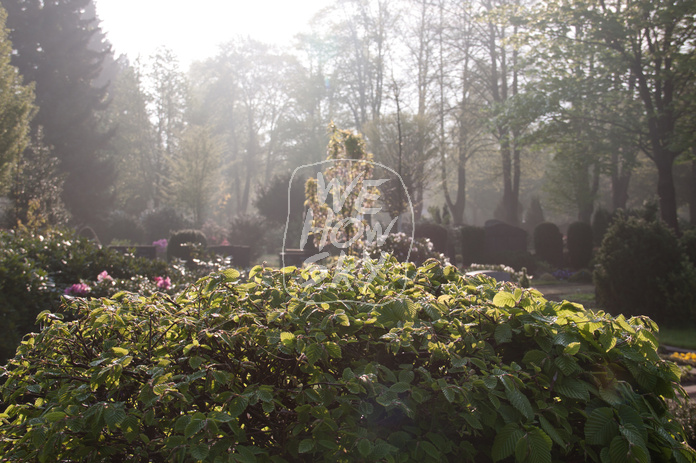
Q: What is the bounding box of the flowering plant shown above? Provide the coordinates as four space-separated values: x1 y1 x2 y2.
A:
97 271 112 282
64 283 90 296
153 239 168 252
154 276 171 290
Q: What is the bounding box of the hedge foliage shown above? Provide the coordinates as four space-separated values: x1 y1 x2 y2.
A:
1 257 694 462
0 229 169 363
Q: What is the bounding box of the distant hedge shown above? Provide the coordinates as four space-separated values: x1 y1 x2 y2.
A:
1 258 694 462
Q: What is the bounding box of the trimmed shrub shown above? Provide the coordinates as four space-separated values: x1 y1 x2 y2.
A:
591 207 612 247
566 221 594 269
1 259 693 462
167 229 208 261
460 225 486 266
140 207 192 243
594 213 696 325
103 210 144 245
681 228 696 267
533 222 564 268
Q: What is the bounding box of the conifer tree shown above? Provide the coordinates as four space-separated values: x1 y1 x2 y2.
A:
2 0 115 224
0 4 34 195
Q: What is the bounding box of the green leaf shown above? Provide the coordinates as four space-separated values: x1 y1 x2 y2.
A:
208 411 233 423
538 415 565 447
527 428 552 463
104 406 126 429
389 382 411 393
555 379 590 401
358 439 373 458
493 292 517 308
608 435 632 463
45 411 66 422
495 323 513 344
563 342 581 355
503 377 534 421
492 423 524 462
554 355 582 376
190 443 209 460
185 418 206 439
421 440 441 459
298 439 314 454
223 268 241 281
112 347 129 357
280 332 295 345
585 407 618 446
305 343 323 365
325 342 342 359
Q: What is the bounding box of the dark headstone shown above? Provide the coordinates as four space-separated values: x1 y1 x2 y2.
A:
414 223 449 254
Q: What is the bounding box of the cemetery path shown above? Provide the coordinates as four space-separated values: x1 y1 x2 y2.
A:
532 282 596 304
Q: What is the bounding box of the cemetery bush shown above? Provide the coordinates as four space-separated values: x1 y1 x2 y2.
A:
533 222 564 269
0 228 169 364
681 228 696 268
594 213 696 325
104 210 145 245
566 221 594 270
141 207 192 244
1 257 694 462
591 208 612 247
167 229 208 261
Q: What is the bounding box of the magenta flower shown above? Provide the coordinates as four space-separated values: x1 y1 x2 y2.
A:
153 239 168 252
97 270 112 282
154 276 171 290
64 283 91 296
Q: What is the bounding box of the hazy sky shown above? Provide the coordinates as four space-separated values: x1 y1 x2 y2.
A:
96 0 329 67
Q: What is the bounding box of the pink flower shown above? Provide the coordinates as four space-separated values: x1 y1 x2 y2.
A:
64 283 91 296
154 276 171 290
97 270 112 282
220 238 230 246
153 239 168 252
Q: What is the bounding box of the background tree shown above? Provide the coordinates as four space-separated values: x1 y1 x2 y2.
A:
168 125 222 227
538 0 696 231
104 58 157 215
191 39 298 218
2 0 116 225
147 47 187 209
0 4 34 194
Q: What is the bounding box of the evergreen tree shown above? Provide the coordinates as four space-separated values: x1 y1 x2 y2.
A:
8 127 68 227
2 0 116 224
0 4 34 195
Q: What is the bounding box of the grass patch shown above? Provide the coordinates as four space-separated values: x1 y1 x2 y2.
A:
658 327 696 350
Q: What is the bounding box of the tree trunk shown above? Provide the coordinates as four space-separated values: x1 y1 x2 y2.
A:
690 155 696 226
655 152 679 233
